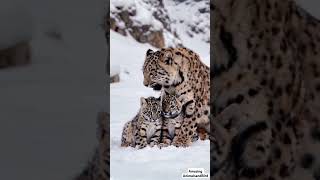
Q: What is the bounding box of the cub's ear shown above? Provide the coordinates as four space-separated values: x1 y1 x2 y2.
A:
140 97 147 105
146 49 154 56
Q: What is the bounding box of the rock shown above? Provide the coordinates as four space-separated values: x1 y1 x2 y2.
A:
0 41 31 69
111 74 120 83
110 0 181 48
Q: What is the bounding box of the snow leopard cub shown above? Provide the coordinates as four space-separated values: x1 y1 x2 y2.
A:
160 90 200 147
159 90 184 147
121 96 162 149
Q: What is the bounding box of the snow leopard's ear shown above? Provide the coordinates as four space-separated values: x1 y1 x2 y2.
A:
146 49 154 56
140 97 147 105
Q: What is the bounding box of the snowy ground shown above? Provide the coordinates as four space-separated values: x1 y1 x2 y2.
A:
110 30 210 180
0 0 107 179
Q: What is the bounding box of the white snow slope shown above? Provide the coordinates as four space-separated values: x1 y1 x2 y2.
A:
110 30 210 180
0 0 107 179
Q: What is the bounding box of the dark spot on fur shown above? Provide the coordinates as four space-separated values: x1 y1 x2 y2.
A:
237 74 243 81
316 83 320 92
220 25 238 69
268 176 275 180
268 108 273 116
262 54 267 61
313 166 320 180
299 43 307 55
268 100 273 108
276 56 283 69
175 51 182 56
285 84 292 95
235 94 244 104
272 27 280 35
280 39 287 53
248 88 259 97
256 146 265 152
276 121 282 131
275 87 283 97
300 153 314 169
258 32 264 39
260 78 267 86
311 127 320 141
251 20 256 27
240 168 256 179
247 39 252 49
273 147 282 159
279 164 290 177
269 78 275 90
252 52 258 59
283 133 292 145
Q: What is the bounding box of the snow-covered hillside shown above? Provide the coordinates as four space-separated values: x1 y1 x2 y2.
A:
164 0 210 56
0 0 107 179
110 0 210 52
110 27 210 179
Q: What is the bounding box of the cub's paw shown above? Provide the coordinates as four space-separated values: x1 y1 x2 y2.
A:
135 143 147 149
157 143 170 149
149 141 159 148
120 142 131 147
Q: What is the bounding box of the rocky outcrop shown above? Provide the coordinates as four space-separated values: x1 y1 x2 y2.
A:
0 41 31 69
110 0 181 48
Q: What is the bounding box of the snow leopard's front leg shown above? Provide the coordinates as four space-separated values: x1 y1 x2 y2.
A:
149 121 162 147
135 124 148 149
159 119 172 148
121 121 134 147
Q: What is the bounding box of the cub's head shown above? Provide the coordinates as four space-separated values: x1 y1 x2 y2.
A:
142 48 183 91
140 97 162 122
161 91 182 118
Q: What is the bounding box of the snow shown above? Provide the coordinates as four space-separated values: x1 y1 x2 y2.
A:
111 0 163 31
131 1 163 30
111 0 135 10
0 0 107 179
164 0 210 58
110 30 210 180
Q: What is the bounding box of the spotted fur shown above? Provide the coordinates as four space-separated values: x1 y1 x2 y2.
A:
212 0 320 179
